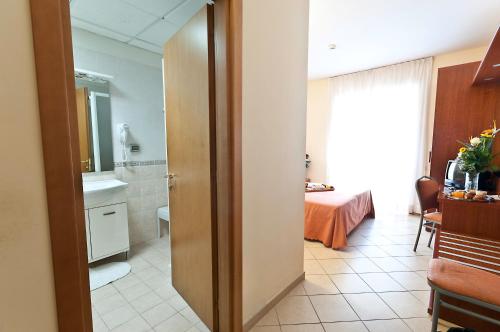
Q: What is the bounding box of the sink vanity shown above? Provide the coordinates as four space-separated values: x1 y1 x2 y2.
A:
83 179 130 263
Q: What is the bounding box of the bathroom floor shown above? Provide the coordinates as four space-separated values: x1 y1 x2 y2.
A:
250 214 459 332
91 233 209 332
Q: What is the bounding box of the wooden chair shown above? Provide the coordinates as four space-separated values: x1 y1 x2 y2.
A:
428 258 500 332
414 176 442 251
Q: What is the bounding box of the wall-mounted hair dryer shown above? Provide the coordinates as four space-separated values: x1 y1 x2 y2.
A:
117 123 129 162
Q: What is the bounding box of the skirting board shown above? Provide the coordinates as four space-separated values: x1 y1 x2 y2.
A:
243 272 306 331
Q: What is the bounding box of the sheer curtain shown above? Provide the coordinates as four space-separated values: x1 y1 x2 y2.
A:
326 58 432 216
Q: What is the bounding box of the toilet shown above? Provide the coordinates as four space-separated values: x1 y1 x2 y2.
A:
157 206 170 238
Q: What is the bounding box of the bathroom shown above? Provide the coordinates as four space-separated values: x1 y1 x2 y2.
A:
70 0 210 330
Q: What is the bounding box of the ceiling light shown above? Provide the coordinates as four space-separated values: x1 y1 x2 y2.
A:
493 64 500 68
328 43 336 50
484 77 494 81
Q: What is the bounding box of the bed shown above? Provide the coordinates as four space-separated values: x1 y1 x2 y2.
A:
304 190 375 249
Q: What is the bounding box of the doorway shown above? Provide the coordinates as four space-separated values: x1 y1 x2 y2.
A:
28 0 242 331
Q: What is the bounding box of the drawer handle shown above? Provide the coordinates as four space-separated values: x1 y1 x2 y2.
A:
103 211 116 216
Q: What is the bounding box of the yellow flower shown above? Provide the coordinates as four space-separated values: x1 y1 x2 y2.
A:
459 147 467 153
481 133 493 138
482 129 493 135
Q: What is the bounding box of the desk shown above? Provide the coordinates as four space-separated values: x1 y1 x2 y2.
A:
431 198 500 331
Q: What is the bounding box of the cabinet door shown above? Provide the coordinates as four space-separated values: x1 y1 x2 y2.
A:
89 203 129 260
85 209 91 261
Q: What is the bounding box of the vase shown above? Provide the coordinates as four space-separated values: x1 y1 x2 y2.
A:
465 172 480 191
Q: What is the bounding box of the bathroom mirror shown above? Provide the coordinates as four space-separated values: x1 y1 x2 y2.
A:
75 74 114 173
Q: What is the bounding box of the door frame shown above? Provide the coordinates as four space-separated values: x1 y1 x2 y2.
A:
28 0 242 331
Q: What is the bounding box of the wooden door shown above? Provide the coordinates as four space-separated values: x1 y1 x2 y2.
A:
164 6 217 330
75 87 91 172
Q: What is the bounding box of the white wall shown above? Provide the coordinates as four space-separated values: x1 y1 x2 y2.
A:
0 0 58 330
72 28 166 163
306 46 488 182
306 79 330 182
242 0 309 323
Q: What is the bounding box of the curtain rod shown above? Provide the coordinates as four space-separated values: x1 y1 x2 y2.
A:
328 56 432 79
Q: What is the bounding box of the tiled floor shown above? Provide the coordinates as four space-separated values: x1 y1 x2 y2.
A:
251 214 459 332
91 233 209 332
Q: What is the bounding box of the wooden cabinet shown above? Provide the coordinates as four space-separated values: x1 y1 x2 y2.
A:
430 62 500 184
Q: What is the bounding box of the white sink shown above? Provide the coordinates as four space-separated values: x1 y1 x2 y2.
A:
83 179 128 194
83 179 128 209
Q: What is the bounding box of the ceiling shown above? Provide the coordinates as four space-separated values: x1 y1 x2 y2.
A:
69 0 206 54
308 0 500 79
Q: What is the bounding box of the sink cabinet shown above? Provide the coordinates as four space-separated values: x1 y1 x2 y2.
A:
83 180 130 263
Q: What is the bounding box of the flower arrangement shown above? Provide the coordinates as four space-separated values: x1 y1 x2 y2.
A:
456 121 499 190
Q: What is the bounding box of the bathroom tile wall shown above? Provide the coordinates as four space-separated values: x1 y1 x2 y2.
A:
115 162 168 245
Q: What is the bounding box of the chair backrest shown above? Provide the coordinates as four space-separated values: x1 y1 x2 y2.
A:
415 176 440 213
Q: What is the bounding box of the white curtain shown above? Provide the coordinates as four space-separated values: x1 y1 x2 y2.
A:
326 58 432 216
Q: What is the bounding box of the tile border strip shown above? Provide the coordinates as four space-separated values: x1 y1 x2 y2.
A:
114 160 167 167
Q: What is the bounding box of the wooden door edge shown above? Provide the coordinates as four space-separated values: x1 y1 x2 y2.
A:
29 0 243 331
29 0 92 331
213 0 243 331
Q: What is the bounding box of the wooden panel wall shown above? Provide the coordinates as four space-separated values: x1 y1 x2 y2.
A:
430 62 500 183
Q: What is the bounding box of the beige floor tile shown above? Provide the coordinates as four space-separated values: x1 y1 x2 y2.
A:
358 273 405 292
303 274 340 295
309 247 341 259
318 259 355 274
344 293 397 320
309 295 358 322
130 291 163 313
411 290 431 305
304 260 327 274
111 316 151 332
323 321 368 332
179 306 201 324
168 294 189 311
334 247 365 259
378 292 428 318
364 319 411 332
101 305 137 330
304 240 325 248
92 284 119 303
281 323 324 332
128 256 153 273
355 246 389 258
345 258 383 273
194 321 211 332
250 327 281 332
370 257 411 272
403 317 432 331
143 274 171 290
154 283 179 300
396 256 431 270
329 274 372 293
94 293 129 315
153 313 193 332
93 314 109 332
275 296 320 324
120 282 152 302
255 308 279 326
304 248 314 259
134 267 164 281
142 302 177 327
389 272 429 291
287 284 307 296
379 245 415 257
112 274 143 291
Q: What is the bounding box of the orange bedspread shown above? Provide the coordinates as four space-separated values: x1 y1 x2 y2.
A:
304 190 375 249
